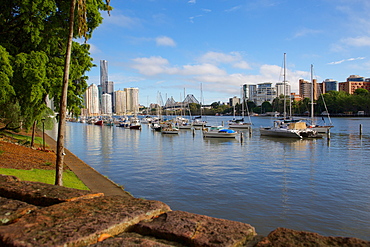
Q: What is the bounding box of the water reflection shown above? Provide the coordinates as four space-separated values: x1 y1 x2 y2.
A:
47 117 370 241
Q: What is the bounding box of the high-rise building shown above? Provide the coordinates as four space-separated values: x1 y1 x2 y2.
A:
242 84 248 100
84 83 100 116
125 88 139 115
114 90 127 116
100 60 108 86
229 96 240 107
247 84 257 101
101 93 112 115
299 79 311 99
275 81 291 97
100 60 115 112
323 79 338 92
253 82 277 106
338 75 370 94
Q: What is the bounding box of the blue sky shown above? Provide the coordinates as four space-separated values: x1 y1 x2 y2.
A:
84 0 370 105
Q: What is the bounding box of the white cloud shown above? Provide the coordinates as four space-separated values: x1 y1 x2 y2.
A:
292 28 322 39
129 54 307 94
131 56 179 76
198 51 239 64
341 36 370 47
225 5 242 12
328 57 366 65
182 64 226 75
198 51 251 70
188 0 196 4
233 61 251 70
331 36 370 52
155 36 176 47
88 43 101 54
103 13 141 28
189 15 203 23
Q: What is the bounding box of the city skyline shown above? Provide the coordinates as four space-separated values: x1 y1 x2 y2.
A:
82 0 370 105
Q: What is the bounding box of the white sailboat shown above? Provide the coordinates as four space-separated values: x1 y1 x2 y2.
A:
260 54 320 139
192 83 207 127
228 87 252 129
307 64 334 133
203 126 237 138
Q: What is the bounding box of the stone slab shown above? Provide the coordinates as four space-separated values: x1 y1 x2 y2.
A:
90 232 184 247
0 195 171 247
131 210 256 247
0 175 104 206
255 227 370 247
0 197 38 225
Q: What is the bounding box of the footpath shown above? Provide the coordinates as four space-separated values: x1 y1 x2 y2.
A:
0 136 369 246
43 134 131 198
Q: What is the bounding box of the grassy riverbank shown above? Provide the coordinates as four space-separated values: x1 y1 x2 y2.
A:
0 129 89 190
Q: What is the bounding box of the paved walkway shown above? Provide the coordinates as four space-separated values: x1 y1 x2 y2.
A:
44 134 132 198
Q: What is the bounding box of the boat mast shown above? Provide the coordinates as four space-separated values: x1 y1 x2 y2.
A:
283 53 286 120
310 64 314 124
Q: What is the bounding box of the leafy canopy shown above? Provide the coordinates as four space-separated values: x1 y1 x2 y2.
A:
0 0 111 130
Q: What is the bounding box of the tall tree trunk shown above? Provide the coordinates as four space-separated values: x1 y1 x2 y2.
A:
55 0 76 186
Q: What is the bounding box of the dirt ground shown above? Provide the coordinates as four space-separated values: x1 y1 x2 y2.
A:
0 129 59 170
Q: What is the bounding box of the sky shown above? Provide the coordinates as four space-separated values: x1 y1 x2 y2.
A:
84 0 370 105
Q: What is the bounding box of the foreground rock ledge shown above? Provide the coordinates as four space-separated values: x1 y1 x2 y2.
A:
132 210 256 246
0 195 171 246
0 175 369 246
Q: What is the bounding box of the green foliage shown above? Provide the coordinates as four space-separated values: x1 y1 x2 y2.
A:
0 0 110 130
0 46 14 105
12 51 49 130
261 101 273 112
354 88 369 96
0 168 89 190
188 103 201 115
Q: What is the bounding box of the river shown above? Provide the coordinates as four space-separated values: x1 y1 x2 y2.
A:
47 116 370 240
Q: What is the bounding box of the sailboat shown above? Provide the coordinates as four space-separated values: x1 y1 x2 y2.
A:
307 64 334 133
260 54 320 139
228 87 252 129
192 83 207 127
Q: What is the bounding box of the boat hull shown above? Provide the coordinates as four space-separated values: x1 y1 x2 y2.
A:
309 125 333 133
203 132 237 138
129 125 141 130
161 128 179 134
228 123 251 129
203 126 237 138
260 127 302 138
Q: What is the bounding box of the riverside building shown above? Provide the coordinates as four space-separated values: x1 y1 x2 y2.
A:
338 75 370 94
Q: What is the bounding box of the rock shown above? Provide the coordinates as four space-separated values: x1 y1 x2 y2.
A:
0 197 38 225
0 195 171 247
131 210 256 247
0 175 104 206
255 227 370 247
90 232 184 247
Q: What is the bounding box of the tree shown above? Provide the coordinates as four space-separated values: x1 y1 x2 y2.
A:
55 0 111 186
0 0 111 185
189 103 201 115
211 102 220 108
261 101 273 113
354 88 369 96
0 46 14 105
0 46 17 131
0 1 109 131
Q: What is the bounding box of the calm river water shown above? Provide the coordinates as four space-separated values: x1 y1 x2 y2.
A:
48 116 370 240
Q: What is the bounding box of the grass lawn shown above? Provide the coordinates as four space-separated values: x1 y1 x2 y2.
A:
0 168 89 191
